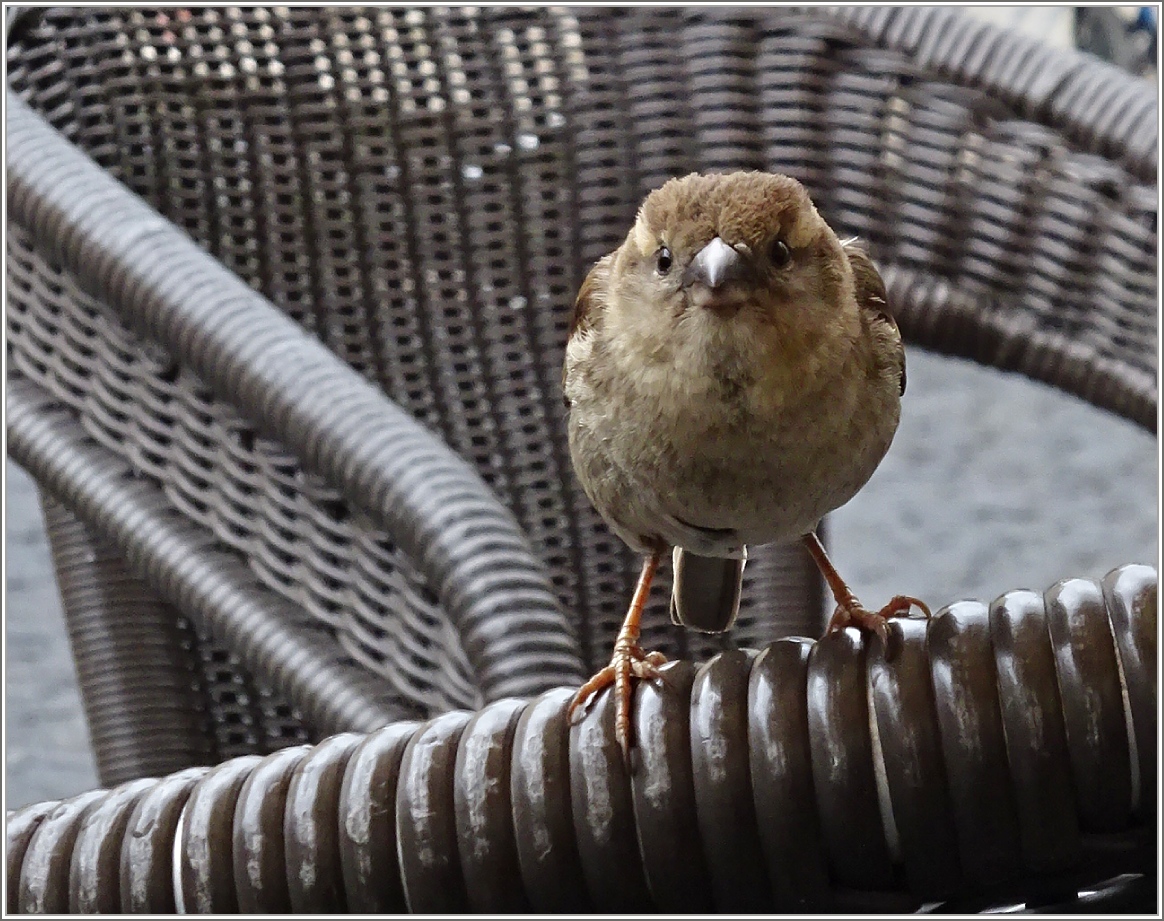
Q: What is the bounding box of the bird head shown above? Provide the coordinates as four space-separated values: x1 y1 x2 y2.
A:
600 172 859 367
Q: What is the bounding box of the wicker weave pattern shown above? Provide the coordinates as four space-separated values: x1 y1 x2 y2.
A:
7 8 1156 405
1 7 814 725
5 7 1157 750
7 228 481 714
7 377 410 738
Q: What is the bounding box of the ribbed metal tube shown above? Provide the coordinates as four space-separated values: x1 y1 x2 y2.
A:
5 90 585 701
39 500 216 786
7 377 406 738
827 6 1157 181
7 564 1155 912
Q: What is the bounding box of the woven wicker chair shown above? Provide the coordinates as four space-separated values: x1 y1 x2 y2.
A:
5 6 1157 913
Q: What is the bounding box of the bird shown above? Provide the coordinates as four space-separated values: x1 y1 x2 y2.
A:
561 171 929 764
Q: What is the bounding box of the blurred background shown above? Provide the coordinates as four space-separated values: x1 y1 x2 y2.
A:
4 6 1159 808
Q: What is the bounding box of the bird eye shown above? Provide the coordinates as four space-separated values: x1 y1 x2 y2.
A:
770 238 791 268
656 247 673 275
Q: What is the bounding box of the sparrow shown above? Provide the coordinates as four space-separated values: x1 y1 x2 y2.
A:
562 171 929 763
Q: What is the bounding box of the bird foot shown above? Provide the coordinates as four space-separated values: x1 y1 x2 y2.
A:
567 643 668 766
825 594 931 658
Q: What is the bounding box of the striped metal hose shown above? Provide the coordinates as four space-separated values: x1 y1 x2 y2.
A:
7 563 1155 912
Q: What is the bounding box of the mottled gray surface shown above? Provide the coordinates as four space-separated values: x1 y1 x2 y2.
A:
5 348 1157 809
828 350 1158 607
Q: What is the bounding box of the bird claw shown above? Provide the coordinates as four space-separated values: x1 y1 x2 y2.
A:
826 594 931 660
567 644 668 768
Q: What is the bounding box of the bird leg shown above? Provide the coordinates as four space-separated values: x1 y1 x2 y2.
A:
801 531 930 652
567 550 667 765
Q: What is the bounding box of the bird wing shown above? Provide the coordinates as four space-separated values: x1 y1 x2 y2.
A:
844 241 906 396
568 254 612 339
562 255 612 403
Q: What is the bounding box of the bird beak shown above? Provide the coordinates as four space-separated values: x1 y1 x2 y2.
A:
684 237 747 290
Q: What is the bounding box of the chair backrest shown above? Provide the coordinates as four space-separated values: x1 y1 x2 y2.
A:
4 8 819 732
7 7 1156 740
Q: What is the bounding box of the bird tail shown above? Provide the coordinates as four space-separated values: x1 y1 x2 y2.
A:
670 548 745 634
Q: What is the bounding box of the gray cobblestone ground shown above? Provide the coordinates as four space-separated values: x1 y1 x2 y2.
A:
5 348 1157 809
828 351 1158 606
